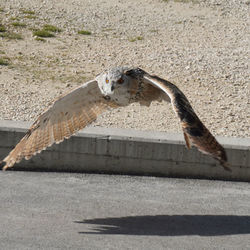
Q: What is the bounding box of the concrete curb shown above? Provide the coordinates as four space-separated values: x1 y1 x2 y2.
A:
0 120 249 181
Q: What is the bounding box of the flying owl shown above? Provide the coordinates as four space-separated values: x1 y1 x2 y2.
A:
1 67 231 171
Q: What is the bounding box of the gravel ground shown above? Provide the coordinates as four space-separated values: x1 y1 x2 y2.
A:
0 0 249 138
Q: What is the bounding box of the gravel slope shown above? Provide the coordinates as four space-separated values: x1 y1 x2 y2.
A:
0 0 249 138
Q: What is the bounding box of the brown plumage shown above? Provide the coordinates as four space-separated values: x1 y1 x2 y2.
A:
1 67 231 171
140 72 230 171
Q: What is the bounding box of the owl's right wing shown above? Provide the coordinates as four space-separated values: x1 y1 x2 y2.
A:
1 80 118 170
126 68 231 172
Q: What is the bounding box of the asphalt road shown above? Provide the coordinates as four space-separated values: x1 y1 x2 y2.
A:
0 171 250 250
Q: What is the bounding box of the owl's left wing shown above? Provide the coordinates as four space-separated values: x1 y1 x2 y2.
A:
126 68 231 171
1 80 118 170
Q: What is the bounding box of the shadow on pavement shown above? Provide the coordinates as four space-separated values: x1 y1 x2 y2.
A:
76 215 250 236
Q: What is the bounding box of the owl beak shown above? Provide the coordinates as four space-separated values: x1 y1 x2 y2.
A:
111 84 115 92
103 95 111 101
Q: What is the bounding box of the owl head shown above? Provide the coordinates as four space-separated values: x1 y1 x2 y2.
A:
95 66 132 106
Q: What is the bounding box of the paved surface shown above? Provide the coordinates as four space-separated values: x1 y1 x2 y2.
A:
0 171 250 250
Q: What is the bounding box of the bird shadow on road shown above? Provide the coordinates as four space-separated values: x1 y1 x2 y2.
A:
75 215 250 236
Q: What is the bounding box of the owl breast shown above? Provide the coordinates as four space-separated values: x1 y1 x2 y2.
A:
109 82 132 106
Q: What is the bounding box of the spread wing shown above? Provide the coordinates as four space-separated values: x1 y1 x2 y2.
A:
1 80 118 170
127 68 231 171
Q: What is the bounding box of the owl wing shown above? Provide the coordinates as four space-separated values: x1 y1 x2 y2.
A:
1 80 118 170
126 68 231 171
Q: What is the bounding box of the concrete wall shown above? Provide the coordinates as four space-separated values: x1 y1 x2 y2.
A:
0 120 249 181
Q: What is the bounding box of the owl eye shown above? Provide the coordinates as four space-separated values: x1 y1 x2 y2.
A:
105 79 109 84
117 78 124 84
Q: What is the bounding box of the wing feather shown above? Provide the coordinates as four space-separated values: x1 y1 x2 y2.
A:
128 69 231 171
2 80 117 170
